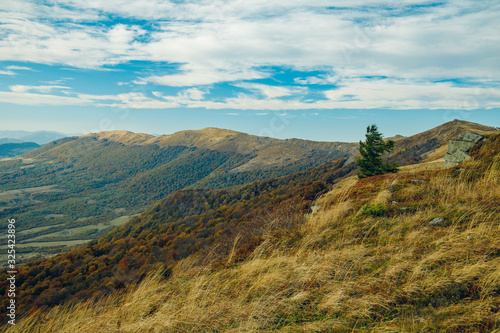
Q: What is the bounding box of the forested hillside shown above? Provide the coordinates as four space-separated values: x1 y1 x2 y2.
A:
6 132 500 332
0 158 357 316
0 128 357 262
0 142 39 158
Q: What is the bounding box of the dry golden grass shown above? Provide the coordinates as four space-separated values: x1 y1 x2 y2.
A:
6 143 500 333
399 158 445 172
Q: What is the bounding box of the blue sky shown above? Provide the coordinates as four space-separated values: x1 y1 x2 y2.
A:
0 0 499 142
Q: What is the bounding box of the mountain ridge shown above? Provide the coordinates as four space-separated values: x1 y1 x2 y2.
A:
1 120 498 267
0 130 71 145
70 127 360 172
3 127 500 331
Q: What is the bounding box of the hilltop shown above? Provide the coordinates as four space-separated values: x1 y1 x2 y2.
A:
0 128 357 264
86 127 358 172
0 121 498 265
390 119 499 165
4 128 500 332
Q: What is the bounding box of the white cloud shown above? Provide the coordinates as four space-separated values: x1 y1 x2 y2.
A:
0 89 178 108
234 83 304 99
5 65 32 70
0 0 499 109
294 74 339 85
181 88 206 101
322 78 500 109
1 77 498 110
10 85 70 93
0 19 146 68
136 66 269 87
0 91 93 106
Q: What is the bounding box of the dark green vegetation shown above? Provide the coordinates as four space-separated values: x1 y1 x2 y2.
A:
0 142 40 158
357 124 398 178
0 158 357 315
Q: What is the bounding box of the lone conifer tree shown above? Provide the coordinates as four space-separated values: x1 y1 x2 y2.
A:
356 125 398 179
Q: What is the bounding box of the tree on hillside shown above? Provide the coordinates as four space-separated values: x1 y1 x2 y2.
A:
356 125 398 179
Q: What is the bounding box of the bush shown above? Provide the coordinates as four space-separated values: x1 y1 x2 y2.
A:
362 203 388 217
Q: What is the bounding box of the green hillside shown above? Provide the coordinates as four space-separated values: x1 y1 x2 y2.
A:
0 142 40 158
0 128 357 263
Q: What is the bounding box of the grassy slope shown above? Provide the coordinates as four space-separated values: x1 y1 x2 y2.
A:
7 134 500 333
0 158 357 318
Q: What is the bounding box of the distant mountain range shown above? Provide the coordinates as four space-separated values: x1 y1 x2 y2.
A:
0 127 359 265
2 119 500 323
0 130 71 145
0 120 498 266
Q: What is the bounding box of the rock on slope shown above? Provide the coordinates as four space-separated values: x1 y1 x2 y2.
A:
388 119 499 166
444 131 485 168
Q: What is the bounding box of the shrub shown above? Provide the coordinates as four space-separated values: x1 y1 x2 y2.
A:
362 203 388 217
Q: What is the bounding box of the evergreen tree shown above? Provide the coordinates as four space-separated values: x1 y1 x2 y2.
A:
356 125 398 179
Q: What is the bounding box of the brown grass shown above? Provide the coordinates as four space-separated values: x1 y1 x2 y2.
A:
6 140 500 333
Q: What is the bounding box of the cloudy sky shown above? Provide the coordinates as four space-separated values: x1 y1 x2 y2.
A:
0 0 499 141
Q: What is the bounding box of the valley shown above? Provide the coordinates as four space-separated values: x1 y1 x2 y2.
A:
2 1 497 330
0 120 498 266
1 122 500 331
0 127 359 264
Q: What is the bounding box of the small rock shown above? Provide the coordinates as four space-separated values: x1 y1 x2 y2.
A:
429 217 445 226
391 201 397 206
311 206 320 214
412 179 427 184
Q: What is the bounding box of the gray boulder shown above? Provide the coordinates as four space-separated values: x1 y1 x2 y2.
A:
444 131 485 168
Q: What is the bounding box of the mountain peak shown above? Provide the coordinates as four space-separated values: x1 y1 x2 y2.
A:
149 127 246 149
438 119 498 132
87 130 154 145
174 127 246 138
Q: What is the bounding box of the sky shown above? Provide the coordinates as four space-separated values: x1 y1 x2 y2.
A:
0 0 499 142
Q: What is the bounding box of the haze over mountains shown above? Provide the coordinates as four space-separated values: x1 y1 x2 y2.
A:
0 130 70 158
0 130 71 145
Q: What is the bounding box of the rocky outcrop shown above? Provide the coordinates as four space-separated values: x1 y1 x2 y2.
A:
444 131 485 168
